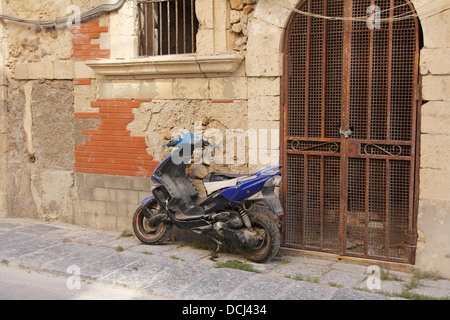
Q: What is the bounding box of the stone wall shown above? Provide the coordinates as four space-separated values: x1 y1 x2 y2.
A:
413 0 450 277
0 0 7 218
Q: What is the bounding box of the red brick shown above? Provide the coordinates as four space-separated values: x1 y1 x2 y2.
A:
74 44 100 51
99 113 134 120
72 26 108 33
75 162 155 173
100 118 133 125
99 107 132 114
74 112 100 118
84 141 148 149
212 99 234 103
75 150 153 161
81 129 130 136
73 38 91 45
73 78 91 85
103 100 141 108
91 136 145 143
78 21 99 28
75 145 148 154
72 32 100 39
91 101 107 107
90 135 145 142
98 124 128 130
76 156 157 167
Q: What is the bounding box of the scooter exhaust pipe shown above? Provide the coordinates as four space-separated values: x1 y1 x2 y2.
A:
213 222 259 248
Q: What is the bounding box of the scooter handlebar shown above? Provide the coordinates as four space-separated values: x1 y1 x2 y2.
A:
162 137 220 149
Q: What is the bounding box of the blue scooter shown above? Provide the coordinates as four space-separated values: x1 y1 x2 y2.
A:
132 132 283 262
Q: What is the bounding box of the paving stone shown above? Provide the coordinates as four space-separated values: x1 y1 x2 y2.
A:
182 267 255 300
101 255 170 289
41 242 88 256
0 232 31 249
271 263 329 279
81 251 144 279
0 236 61 259
161 246 211 262
332 287 387 300
0 223 22 231
106 237 142 250
277 280 339 300
127 243 179 255
69 231 118 245
411 285 450 298
14 224 61 235
228 273 295 300
12 250 61 268
331 262 369 273
41 245 116 273
320 269 367 288
147 260 212 298
420 279 450 291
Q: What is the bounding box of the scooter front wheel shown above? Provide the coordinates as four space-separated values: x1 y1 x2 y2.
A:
132 202 173 244
238 210 281 263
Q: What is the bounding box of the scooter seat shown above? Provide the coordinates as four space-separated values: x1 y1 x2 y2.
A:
202 172 256 195
202 172 249 182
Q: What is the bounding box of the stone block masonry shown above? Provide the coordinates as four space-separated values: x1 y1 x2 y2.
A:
75 172 151 231
74 99 159 178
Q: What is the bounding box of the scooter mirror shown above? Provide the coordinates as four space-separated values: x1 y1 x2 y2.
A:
164 137 181 147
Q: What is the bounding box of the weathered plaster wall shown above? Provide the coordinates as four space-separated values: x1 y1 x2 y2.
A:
1 0 75 222
1 0 110 223
6 80 75 222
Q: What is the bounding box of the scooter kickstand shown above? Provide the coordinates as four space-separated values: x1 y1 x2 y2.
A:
208 237 222 261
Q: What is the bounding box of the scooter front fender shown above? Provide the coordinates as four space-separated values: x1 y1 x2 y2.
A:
140 194 155 204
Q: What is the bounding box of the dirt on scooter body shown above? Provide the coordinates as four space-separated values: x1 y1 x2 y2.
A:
132 132 283 262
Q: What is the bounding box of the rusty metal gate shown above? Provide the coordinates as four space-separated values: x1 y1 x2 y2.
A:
281 0 420 263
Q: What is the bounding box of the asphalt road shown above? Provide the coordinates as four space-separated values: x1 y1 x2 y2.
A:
0 264 167 300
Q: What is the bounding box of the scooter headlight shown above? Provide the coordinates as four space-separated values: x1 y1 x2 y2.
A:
264 175 282 187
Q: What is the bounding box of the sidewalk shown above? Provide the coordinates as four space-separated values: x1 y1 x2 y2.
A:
0 217 449 300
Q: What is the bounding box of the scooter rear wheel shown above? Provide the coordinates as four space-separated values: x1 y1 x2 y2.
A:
238 210 281 263
133 202 173 244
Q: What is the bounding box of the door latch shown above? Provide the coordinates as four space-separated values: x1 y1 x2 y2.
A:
339 127 353 138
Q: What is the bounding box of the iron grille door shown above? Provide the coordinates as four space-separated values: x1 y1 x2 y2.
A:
282 0 420 263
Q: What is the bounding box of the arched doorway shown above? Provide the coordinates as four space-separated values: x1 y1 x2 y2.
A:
281 0 421 263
